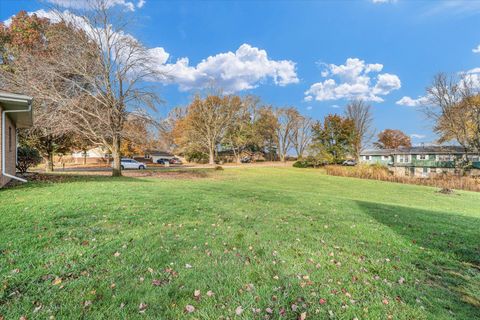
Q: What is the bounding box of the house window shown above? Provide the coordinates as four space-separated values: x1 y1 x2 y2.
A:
8 126 12 152
364 155 371 161
422 167 430 177
382 155 390 160
468 155 480 162
437 155 453 161
397 155 410 163
144 154 151 159
417 154 428 160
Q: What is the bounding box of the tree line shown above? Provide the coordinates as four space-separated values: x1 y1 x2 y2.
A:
1 1 478 176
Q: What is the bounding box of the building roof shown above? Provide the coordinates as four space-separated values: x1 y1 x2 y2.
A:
361 146 468 156
146 150 174 157
361 149 394 156
394 146 466 155
0 91 33 128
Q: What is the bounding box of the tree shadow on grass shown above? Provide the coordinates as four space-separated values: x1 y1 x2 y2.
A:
356 200 480 318
1 174 152 191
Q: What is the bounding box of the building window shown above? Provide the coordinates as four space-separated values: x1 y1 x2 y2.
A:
382 155 390 160
417 154 428 160
422 167 430 177
8 126 12 152
364 155 371 161
397 155 410 163
468 155 480 162
144 154 151 159
437 155 453 161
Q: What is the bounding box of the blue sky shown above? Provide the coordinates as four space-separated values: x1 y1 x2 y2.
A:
1 0 480 144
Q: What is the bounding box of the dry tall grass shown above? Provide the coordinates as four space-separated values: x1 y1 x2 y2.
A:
325 165 480 192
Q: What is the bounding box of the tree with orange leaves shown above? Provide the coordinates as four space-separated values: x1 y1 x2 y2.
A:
374 129 412 149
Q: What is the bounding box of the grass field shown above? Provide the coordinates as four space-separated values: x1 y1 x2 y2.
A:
0 167 479 319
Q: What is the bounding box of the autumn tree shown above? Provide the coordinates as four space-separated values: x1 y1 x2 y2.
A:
182 94 243 164
120 116 157 157
253 106 278 161
374 129 412 149
159 107 187 153
345 99 374 161
423 73 480 155
0 12 76 172
310 114 355 164
224 96 258 163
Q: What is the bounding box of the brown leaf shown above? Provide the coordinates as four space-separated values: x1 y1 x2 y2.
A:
139 302 148 313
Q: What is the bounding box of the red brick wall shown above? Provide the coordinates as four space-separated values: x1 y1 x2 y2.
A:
0 107 17 187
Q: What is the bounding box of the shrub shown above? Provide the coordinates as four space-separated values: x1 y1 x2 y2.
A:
16 146 42 174
214 165 224 171
325 165 480 192
293 160 313 168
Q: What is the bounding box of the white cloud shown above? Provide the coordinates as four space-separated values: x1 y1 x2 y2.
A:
305 58 401 102
396 95 430 107
152 43 299 92
46 0 137 11
7 10 297 93
411 134 426 139
137 0 146 8
473 45 480 53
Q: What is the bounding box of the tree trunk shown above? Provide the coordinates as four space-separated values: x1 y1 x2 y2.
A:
44 153 54 173
112 135 122 176
209 147 215 165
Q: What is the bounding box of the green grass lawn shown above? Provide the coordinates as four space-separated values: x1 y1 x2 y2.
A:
1 168 479 319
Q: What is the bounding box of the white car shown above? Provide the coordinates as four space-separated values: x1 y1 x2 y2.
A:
115 158 147 170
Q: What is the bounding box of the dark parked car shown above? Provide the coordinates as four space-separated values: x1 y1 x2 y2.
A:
157 157 183 165
240 156 251 163
156 158 171 165
342 159 357 166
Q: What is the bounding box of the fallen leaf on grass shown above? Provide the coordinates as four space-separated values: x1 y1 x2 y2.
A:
299 312 307 320
113 251 121 257
52 277 62 286
319 298 327 305
139 303 147 313
194 289 201 300
235 306 244 315
207 290 214 297
185 305 195 313
152 279 167 286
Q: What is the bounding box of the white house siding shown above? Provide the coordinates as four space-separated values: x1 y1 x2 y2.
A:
0 107 17 187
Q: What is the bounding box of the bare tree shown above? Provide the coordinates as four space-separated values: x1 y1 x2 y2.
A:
40 1 162 176
424 73 480 156
344 99 374 161
291 115 313 159
274 107 300 162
